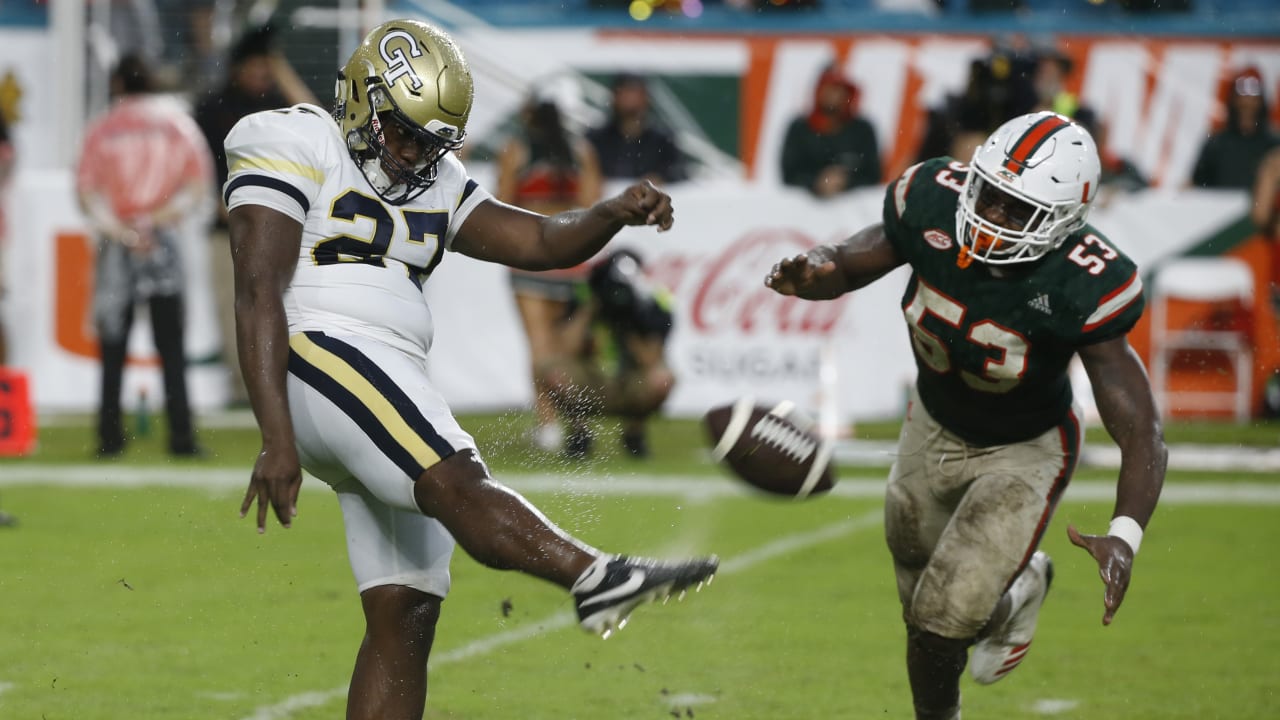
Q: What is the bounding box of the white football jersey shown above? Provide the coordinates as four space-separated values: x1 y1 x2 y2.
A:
222 104 491 360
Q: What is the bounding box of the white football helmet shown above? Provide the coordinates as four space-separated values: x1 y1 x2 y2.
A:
956 111 1101 266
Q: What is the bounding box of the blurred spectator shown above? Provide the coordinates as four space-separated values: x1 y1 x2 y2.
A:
1030 44 1083 118
76 54 212 458
540 250 676 459
780 64 881 197
194 23 315 406
496 92 603 453
195 24 316 195
1191 66 1280 190
916 48 1037 163
587 73 687 185
1074 108 1147 198
101 0 164 70
155 0 219 91
0 115 15 527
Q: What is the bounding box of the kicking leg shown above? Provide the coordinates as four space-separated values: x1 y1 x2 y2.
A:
414 449 717 636
413 449 596 587
347 585 441 720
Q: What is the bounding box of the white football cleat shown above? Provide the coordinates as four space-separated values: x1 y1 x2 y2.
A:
970 551 1054 685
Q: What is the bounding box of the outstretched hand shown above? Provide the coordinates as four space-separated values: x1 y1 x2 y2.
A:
1067 524 1135 626
765 254 843 300
609 181 674 231
240 443 303 534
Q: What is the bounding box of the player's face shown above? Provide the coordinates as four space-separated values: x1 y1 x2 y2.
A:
379 116 431 174
966 180 1045 256
974 183 1040 233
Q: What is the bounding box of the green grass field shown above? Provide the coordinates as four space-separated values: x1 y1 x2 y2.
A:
1 413 1277 719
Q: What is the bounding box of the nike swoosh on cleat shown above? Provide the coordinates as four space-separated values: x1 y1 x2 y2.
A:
578 570 649 609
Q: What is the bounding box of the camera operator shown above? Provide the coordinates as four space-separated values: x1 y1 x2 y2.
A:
538 250 675 459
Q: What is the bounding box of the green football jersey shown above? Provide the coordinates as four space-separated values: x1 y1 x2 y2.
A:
881 157 1145 446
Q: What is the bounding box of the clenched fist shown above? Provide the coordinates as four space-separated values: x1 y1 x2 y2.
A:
606 180 675 232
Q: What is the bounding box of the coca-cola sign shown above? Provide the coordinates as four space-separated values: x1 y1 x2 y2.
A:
663 228 850 337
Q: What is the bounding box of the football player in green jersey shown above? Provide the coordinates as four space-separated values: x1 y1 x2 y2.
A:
767 111 1166 719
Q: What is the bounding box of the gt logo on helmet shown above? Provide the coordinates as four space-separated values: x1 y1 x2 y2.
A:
379 29 424 91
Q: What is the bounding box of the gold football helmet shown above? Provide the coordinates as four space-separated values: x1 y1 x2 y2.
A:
333 19 474 204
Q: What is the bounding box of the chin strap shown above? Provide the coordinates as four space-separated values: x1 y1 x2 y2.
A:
361 158 394 193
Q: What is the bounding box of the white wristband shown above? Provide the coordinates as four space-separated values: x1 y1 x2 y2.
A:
1107 516 1144 555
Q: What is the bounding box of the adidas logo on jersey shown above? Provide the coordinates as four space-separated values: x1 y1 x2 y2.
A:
1027 293 1052 314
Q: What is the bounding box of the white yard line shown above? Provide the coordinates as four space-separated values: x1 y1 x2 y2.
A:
1 466 1278 505
1032 698 1082 715
238 509 885 720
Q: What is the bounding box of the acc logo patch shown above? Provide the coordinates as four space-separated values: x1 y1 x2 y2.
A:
923 229 953 251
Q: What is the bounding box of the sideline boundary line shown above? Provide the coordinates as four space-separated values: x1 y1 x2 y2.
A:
2 465 1278 505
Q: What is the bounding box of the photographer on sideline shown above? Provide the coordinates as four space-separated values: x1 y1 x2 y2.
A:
539 250 676 458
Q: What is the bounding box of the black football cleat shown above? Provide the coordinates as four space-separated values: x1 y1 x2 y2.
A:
571 555 718 639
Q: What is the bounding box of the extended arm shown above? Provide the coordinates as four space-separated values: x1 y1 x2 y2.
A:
1069 336 1167 624
228 204 305 532
765 222 904 300
451 180 673 271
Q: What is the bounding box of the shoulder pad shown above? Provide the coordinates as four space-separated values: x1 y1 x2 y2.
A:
1058 229 1146 340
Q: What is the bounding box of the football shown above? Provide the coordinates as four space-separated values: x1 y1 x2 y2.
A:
703 397 836 499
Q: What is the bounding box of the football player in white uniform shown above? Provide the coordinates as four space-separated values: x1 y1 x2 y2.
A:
224 19 717 719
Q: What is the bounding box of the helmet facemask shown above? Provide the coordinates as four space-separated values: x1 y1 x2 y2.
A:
955 164 1087 267
337 81 465 205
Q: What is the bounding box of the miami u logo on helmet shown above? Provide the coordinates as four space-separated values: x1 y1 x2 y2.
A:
379 29 424 91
